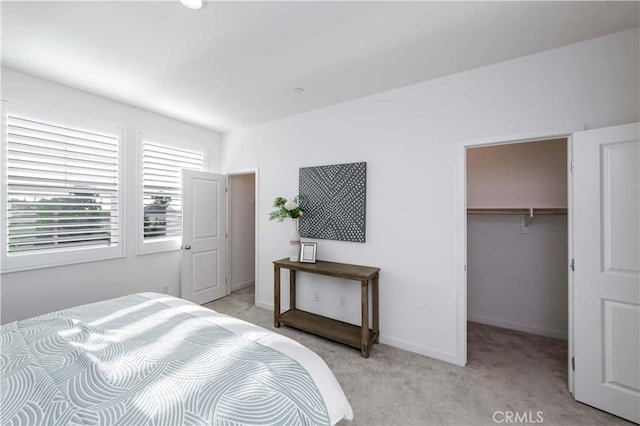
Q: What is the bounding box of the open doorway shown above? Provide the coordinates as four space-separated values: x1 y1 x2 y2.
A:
457 124 639 422
228 172 256 295
465 137 571 391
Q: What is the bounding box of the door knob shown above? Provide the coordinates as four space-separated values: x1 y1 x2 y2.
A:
183 245 191 250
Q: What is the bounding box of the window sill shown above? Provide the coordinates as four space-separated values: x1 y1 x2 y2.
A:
135 237 182 256
1 252 126 274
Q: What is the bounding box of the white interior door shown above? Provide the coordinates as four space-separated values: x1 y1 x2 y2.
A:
573 122 639 423
181 170 227 304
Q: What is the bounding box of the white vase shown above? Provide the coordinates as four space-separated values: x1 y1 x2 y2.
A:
289 218 301 262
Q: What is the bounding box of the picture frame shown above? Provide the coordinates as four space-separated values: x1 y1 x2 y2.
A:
299 242 317 263
299 162 367 243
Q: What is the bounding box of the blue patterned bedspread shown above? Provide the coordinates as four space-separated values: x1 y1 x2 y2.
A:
1 294 330 425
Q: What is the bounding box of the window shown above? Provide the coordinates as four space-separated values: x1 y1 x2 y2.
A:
1 104 123 271
139 139 204 253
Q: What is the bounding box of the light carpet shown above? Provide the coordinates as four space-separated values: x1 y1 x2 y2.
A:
204 287 630 426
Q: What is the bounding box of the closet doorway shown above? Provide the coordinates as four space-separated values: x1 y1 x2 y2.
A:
227 172 257 296
465 137 570 388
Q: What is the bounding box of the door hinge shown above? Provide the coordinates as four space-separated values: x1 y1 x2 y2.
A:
225 232 228 238
225 277 227 283
570 258 575 272
572 357 575 371
570 159 574 173
225 186 228 193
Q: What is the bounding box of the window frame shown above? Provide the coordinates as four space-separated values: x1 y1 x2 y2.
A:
135 130 208 256
1 102 125 273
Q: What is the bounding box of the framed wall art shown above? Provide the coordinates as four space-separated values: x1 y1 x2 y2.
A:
299 162 366 242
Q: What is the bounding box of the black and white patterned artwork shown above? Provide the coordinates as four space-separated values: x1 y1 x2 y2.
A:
299 162 366 242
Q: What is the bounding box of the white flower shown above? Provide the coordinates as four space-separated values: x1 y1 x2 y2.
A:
284 200 297 210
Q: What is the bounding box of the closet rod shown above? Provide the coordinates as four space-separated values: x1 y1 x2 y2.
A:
466 208 568 216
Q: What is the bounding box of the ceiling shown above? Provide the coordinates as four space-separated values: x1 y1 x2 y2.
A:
2 1 638 133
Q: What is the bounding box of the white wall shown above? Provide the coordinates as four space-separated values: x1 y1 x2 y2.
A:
222 28 639 364
467 215 568 339
229 173 255 291
0 68 223 324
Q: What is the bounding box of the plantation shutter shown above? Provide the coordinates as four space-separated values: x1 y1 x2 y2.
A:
6 114 119 254
142 142 204 240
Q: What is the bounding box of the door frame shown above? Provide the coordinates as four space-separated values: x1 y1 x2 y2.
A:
225 168 260 304
455 127 580 392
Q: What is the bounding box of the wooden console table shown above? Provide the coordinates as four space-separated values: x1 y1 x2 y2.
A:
273 258 380 358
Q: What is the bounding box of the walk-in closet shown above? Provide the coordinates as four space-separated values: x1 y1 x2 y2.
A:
466 138 569 383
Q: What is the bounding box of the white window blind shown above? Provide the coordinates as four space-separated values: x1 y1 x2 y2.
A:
6 114 119 255
142 142 203 241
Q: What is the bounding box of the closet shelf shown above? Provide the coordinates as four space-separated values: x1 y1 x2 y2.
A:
467 208 568 216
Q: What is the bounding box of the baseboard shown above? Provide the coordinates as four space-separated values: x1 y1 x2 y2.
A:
256 301 271 311
231 280 254 292
468 313 568 340
381 335 462 366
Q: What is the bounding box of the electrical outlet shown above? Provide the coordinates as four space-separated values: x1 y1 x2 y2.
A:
314 292 320 302
339 296 346 308
162 285 169 294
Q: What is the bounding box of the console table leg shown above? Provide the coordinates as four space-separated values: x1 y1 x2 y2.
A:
361 279 369 358
274 265 281 328
372 274 379 344
289 270 296 311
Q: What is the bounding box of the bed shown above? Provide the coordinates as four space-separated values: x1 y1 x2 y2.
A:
0 293 353 425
